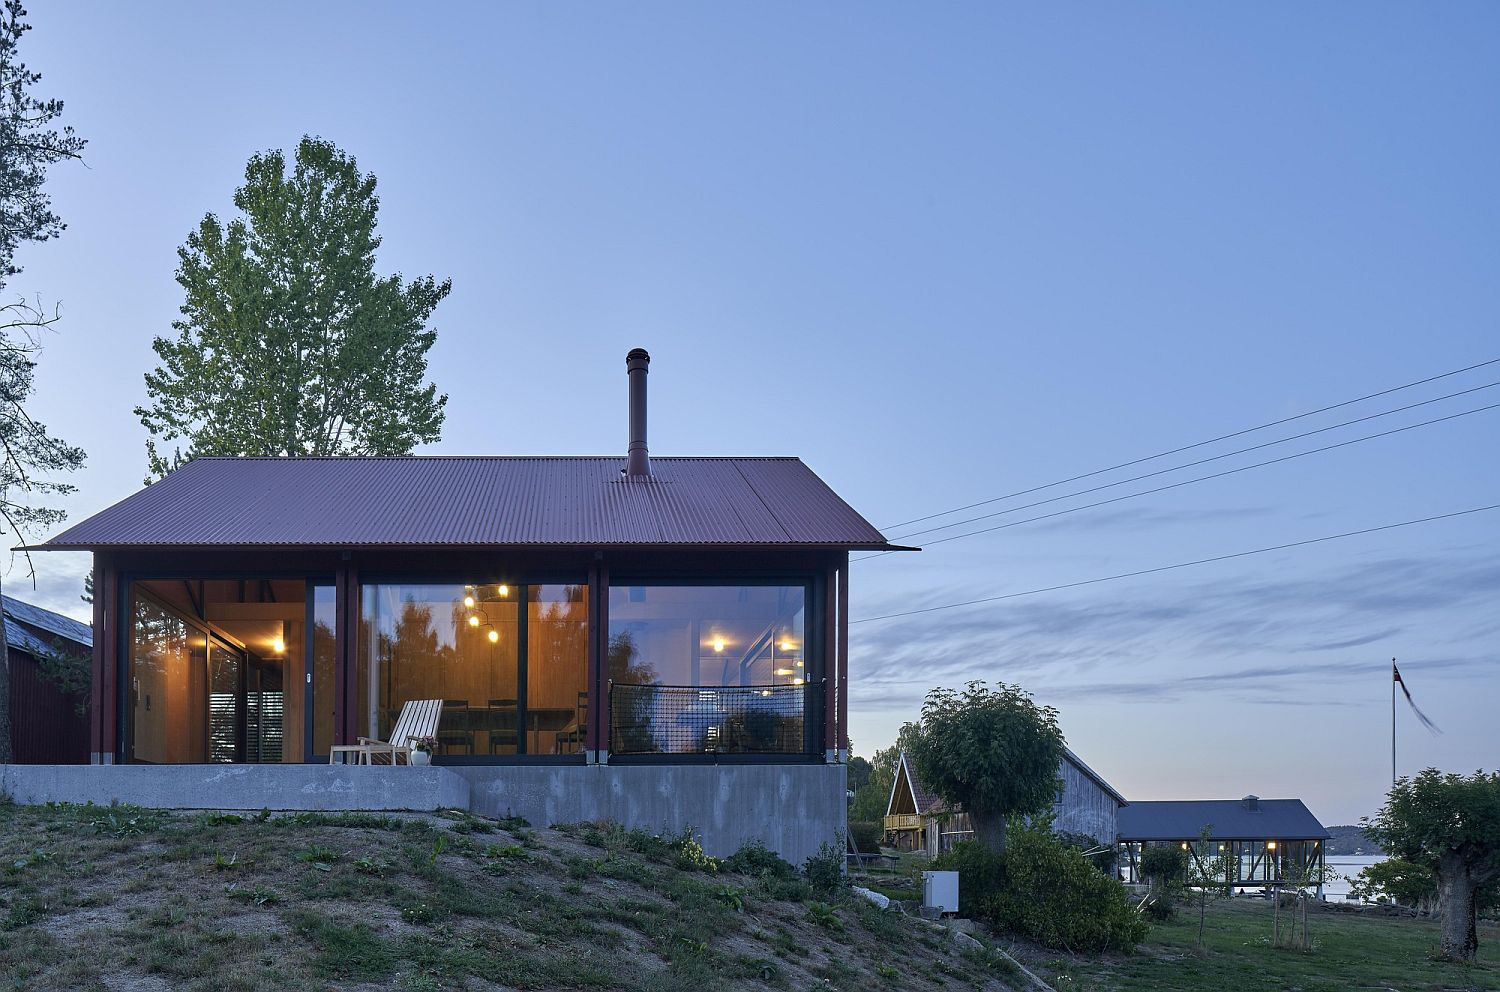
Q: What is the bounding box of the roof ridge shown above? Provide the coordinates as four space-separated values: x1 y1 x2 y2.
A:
188 455 806 462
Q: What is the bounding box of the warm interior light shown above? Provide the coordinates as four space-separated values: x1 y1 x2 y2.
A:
1267 841 1277 850
760 689 772 698
468 615 480 627
792 677 805 686
464 595 475 608
795 660 804 667
712 637 725 653
1219 844 1225 851
1181 842 1189 850
779 639 794 652
272 637 285 655
487 629 499 643
498 584 509 597
774 668 794 676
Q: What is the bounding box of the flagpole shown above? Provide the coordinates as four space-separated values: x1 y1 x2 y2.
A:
1391 657 1397 789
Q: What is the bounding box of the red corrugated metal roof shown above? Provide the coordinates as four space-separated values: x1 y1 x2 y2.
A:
38 456 901 549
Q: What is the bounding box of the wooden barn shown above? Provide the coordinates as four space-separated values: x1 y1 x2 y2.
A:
4 595 92 764
883 747 1126 856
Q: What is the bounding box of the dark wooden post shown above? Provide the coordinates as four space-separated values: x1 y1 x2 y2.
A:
335 560 359 745
589 562 609 763
823 565 837 760
92 556 117 764
836 553 849 759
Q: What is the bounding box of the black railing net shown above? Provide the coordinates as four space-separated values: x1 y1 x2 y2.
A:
609 683 807 754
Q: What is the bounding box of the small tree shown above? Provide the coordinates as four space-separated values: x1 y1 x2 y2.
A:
1348 857 1438 914
1184 828 1230 950
1140 843 1187 918
907 681 1064 853
1364 768 1500 963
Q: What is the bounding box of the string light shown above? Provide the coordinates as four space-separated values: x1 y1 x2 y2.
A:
468 615 480 627
464 595 475 608
487 629 499 643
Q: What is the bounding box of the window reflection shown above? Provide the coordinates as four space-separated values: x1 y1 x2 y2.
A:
606 585 807 755
359 582 588 756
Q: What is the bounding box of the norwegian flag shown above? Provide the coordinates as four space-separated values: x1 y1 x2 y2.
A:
1393 661 1442 734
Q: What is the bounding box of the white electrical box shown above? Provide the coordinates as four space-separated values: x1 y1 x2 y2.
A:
922 870 959 914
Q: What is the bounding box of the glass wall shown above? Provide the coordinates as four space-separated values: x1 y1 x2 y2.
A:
311 585 337 758
130 594 207 763
358 582 588 757
606 584 808 755
128 579 310 764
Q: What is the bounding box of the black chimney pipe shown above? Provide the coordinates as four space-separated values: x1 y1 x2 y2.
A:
626 348 651 478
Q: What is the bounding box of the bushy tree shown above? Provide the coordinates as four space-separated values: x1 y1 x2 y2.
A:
907 682 1064 852
0 0 86 761
1364 769 1500 962
137 136 451 477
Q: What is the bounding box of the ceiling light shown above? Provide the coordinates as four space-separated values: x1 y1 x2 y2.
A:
487 629 499 643
464 595 475 608
779 639 794 652
774 668 794 676
711 637 725 653
792 677 804 686
1267 841 1277 850
468 615 480 627
272 637 285 655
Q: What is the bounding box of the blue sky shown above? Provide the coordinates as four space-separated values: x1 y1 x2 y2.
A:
10 2 1497 823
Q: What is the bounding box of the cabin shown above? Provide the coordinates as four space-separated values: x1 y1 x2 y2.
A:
14 350 906 863
4 596 92 764
882 747 1126 856
1117 795 1331 891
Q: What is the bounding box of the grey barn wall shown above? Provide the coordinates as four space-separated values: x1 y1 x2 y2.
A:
455 764 847 866
1053 761 1120 841
0 763 847 867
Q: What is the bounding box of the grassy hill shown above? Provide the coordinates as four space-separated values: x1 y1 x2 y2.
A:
0 801 1022 991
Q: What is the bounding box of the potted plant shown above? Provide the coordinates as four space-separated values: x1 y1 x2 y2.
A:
410 736 439 766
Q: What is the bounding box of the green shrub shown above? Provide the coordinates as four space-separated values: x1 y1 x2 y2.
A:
847 820 882 852
722 839 797 879
931 840 1006 918
802 842 846 897
989 824 1147 952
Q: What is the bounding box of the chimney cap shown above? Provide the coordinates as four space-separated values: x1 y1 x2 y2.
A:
626 347 651 364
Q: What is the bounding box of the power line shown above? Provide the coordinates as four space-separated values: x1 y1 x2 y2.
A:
852 400 1500 561
886 379 1500 544
879 356 1500 533
850 503 1500 625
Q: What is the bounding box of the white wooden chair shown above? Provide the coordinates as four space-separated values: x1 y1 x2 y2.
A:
329 699 443 765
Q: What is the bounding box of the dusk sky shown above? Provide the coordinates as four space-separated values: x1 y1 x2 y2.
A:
10 3 1497 824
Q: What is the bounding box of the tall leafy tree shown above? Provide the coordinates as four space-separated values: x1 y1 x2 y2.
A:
137 136 451 477
0 1 87 762
907 681 1064 852
1364 769 1500 962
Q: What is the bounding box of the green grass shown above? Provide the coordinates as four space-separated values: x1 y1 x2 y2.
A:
0 801 1005 991
1029 897 1500 992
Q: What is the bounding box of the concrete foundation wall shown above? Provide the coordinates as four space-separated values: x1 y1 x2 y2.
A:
455 763 847 866
0 763 470 812
0 762 847 866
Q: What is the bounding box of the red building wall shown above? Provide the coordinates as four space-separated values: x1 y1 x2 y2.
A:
7 647 91 764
